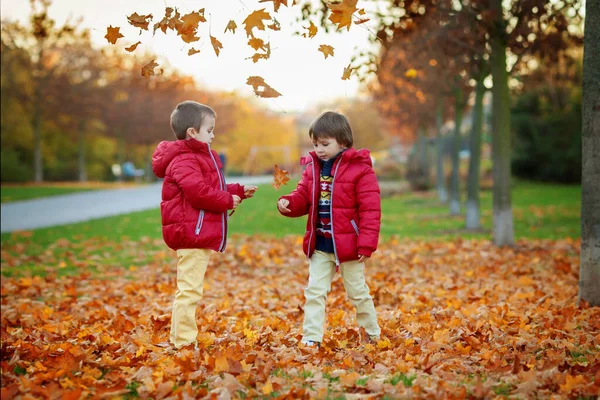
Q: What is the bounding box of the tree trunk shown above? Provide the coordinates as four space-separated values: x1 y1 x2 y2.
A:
436 101 448 203
33 78 43 182
490 0 514 246
78 120 87 182
417 126 429 182
449 88 463 215
466 75 485 229
579 0 600 306
116 136 125 182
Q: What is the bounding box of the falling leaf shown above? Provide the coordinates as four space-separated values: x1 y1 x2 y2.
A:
211 35 223 57
104 26 124 44
405 68 418 78
124 41 141 52
327 0 358 31
318 44 334 59
248 37 267 51
259 0 288 12
249 42 271 63
141 60 159 77
267 20 281 31
243 9 271 37
272 164 290 189
302 21 318 38
127 12 153 30
188 48 200 56
342 63 353 80
224 20 237 34
246 76 282 98
355 17 370 25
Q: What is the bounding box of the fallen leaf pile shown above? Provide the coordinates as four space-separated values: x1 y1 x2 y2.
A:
1 236 599 398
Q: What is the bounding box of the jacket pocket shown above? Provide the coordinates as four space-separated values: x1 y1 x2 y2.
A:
195 210 205 235
350 219 359 235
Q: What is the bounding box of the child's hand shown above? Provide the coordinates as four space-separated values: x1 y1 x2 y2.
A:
244 185 258 198
277 198 291 213
232 195 241 209
358 255 369 263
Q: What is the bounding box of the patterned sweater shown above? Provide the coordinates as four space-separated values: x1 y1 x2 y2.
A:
315 154 341 253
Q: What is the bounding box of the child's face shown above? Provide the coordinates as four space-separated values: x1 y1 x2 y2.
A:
187 115 215 144
312 137 345 161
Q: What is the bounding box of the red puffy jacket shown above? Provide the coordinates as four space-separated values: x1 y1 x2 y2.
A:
152 140 246 251
279 149 381 264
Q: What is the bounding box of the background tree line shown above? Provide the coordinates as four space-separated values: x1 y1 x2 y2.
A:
0 1 298 183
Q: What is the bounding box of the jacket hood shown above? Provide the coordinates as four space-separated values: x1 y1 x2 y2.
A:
302 148 372 167
152 139 212 178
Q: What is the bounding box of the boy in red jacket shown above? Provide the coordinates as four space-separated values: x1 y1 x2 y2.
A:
152 100 257 349
277 111 381 347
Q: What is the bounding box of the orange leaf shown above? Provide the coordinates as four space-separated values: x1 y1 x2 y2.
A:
243 9 271 37
246 76 282 98
272 165 290 189
104 26 124 44
188 48 200 56
214 355 229 373
318 44 334 59
342 63 353 80
327 0 358 31
302 21 318 38
141 60 159 77
259 0 288 12
124 41 141 52
248 38 267 51
127 12 153 30
210 35 223 57
224 20 237 34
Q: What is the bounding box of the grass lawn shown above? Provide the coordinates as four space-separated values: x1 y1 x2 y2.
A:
0 178 580 277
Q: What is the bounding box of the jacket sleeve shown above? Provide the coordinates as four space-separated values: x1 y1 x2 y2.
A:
226 183 247 200
279 165 311 218
171 160 233 213
356 166 381 257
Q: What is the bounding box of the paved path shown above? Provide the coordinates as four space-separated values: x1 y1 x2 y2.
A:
1 176 273 233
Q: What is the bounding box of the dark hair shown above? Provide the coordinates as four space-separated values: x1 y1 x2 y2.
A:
170 101 216 140
309 111 353 147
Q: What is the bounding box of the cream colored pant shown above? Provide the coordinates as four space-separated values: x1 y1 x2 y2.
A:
303 250 380 342
170 248 211 349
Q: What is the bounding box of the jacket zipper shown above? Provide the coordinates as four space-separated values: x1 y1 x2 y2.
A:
195 210 205 235
330 159 343 265
350 219 359 235
307 159 316 257
208 145 227 252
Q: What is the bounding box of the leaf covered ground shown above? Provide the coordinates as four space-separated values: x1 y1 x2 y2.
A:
1 236 599 399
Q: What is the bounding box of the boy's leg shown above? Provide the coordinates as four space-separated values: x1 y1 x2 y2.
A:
339 259 381 339
302 251 336 343
170 248 211 349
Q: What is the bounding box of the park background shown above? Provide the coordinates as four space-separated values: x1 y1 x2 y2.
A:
1 0 598 399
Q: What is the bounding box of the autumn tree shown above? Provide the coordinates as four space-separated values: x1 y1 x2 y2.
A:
579 0 600 306
1 0 86 182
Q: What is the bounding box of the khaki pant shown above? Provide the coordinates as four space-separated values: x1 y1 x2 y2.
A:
170 248 211 349
302 250 380 342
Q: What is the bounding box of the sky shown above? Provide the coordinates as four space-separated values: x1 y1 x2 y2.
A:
1 0 379 113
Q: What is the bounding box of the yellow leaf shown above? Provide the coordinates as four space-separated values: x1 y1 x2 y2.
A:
188 48 200 56
246 76 282 98
125 41 141 52
262 378 273 395
303 21 318 38
211 35 223 57
214 355 229 373
342 63 353 80
224 20 237 34
127 12 153 30
318 44 334 59
141 60 159 77
405 68 418 78
243 9 271 37
327 0 358 31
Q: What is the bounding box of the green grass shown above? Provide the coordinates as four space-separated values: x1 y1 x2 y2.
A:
0 179 580 248
0 179 580 278
1 186 97 203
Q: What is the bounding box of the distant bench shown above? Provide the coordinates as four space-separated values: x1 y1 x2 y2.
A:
112 162 145 181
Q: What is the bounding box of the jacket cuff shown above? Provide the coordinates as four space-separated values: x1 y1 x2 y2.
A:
358 247 374 257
